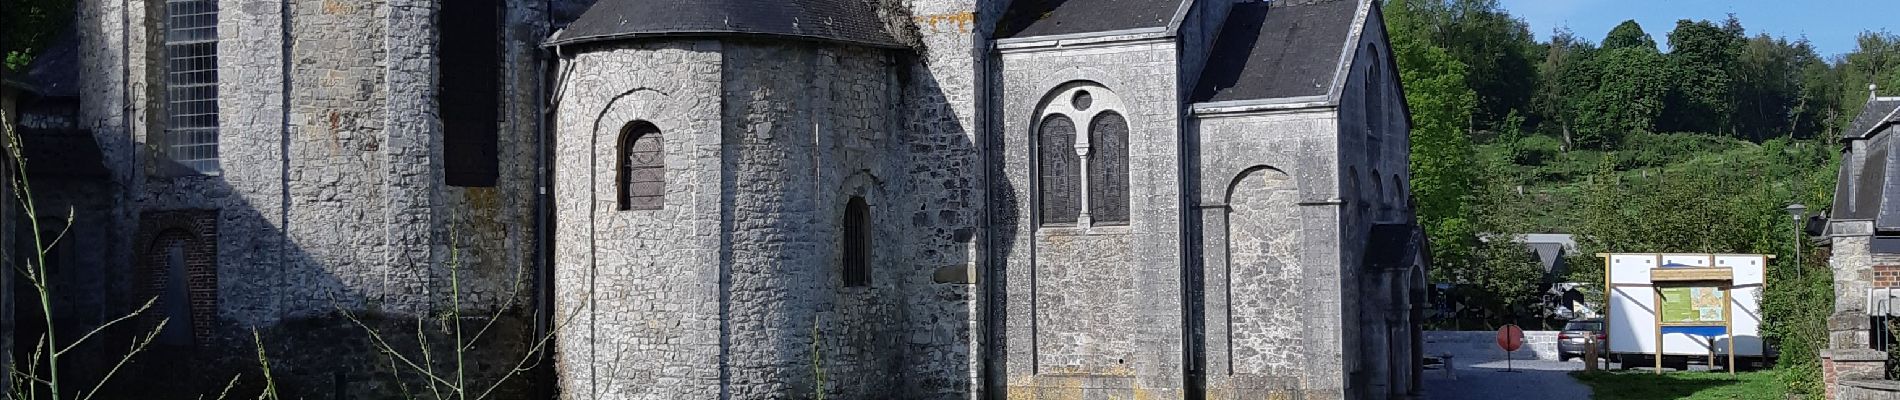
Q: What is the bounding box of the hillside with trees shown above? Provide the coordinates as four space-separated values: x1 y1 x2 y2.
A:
1385 0 1891 393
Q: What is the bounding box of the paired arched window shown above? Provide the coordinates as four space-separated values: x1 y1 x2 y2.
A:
843 196 871 287
1036 83 1131 227
617 121 664 211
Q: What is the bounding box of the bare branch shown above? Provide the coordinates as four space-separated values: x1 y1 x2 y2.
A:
59 297 158 357
337 307 461 391
473 292 591 400
79 318 166 400
209 374 242 400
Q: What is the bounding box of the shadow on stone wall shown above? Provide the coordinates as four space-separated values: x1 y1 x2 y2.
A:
16 153 542 399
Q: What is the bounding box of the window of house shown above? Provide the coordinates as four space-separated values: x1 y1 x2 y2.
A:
1038 115 1080 224
159 239 195 347
1036 84 1131 228
441 0 501 187
1088 112 1130 224
165 0 221 174
843 196 870 287
617 121 664 210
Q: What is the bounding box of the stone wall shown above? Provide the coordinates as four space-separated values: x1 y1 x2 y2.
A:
1194 110 1347 398
553 39 727 399
1422 331 1564 362
1839 379 1900 400
1831 221 1875 350
553 35 984 398
67 0 546 396
995 34 1186 397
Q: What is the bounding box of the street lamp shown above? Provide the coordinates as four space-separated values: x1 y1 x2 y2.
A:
1786 203 1808 279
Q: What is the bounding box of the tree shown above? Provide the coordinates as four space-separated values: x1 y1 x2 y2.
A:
2 0 75 71
1735 35 1828 140
1603 20 1658 52
1533 27 1597 149
1661 17 1746 135
1389 0 1481 275
1436 0 1540 132
1573 47 1672 149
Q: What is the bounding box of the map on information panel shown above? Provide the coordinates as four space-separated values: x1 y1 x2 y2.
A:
1660 286 1726 324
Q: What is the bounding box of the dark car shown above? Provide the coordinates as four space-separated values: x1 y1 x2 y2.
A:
1558 319 1606 362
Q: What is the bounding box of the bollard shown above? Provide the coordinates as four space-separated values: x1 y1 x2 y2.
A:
1583 337 1599 372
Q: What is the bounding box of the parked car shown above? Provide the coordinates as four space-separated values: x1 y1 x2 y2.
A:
1558 319 1606 362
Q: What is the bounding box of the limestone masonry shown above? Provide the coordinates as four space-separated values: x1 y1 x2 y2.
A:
11 0 1427 398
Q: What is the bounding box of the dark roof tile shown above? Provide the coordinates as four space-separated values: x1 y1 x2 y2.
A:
1192 0 1360 103
1846 97 1900 139
548 0 902 48
996 0 1186 39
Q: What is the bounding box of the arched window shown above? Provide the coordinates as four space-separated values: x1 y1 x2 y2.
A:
843 196 870 287
1038 115 1080 225
1037 83 1131 228
1373 170 1388 211
1366 47 1387 137
617 121 664 211
1391 174 1405 209
1348 167 1365 212
1088 112 1130 224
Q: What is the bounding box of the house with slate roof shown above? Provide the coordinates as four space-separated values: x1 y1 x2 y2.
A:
33 0 1424 398
1822 90 1900 399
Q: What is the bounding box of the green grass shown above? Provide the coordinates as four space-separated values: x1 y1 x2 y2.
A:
1572 371 1784 400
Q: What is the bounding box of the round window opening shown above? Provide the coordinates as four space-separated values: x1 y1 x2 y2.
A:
1072 90 1094 111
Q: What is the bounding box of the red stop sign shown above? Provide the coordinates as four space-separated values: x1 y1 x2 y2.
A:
1497 324 1525 352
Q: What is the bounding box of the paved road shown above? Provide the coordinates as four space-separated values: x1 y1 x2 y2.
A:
1421 357 1595 400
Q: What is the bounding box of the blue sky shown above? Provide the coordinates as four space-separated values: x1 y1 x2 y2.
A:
1497 0 1900 57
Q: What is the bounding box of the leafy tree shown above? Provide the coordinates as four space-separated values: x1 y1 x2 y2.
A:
1435 0 1540 131
1534 28 1598 149
1573 47 1672 149
2 0 75 71
1602 20 1658 51
1390 0 1481 273
1662 18 1745 134
1735 35 1828 140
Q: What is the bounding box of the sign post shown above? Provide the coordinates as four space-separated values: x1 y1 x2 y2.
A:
1497 324 1524 372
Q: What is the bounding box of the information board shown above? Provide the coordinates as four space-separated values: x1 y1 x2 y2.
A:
1659 286 1726 324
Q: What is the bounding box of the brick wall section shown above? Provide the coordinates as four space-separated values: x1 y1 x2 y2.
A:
1873 265 1900 288
133 209 218 346
1824 349 1889 399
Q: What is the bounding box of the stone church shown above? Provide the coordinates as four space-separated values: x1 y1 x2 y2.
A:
6 0 1425 398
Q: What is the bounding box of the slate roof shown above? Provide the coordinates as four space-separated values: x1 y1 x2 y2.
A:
1191 0 1362 103
546 0 902 48
995 0 1186 39
20 132 110 179
1836 97 1900 226
1845 97 1900 139
23 29 80 98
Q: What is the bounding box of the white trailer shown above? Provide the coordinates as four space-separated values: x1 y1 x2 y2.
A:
1602 253 1770 370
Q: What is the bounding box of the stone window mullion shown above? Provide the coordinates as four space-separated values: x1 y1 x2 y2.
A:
1074 110 1094 228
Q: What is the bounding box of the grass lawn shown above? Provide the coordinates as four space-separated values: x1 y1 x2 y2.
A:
1572 371 1784 400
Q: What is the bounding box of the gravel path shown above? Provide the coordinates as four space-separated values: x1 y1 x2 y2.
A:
1421 357 1596 400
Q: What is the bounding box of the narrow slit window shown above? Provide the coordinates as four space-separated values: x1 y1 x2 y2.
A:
165 0 221 174
441 0 501 186
1088 112 1130 224
843 196 870 287
617 121 664 211
1038 115 1080 225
